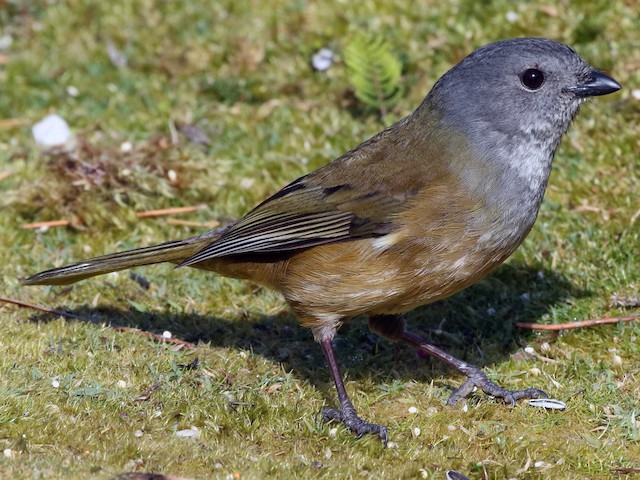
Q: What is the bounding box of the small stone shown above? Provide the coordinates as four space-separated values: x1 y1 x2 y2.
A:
524 346 535 354
240 177 255 189
506 11 519 22
134 430 143 437
162 331 172 339
175 426 200 438
3 448 13 458
0 34 13 51
612 354 622 366
66 86 79 97
412 427 421 437
32 114 73 149
328 427 338 437
528 398 567 410
120 141 133 152
530 367 541 376
408 406 417 414
117 380 127 388
311 48 335 71
51 379 60 389
167 169 178 182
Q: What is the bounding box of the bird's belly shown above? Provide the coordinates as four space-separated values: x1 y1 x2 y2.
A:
281 234 517 323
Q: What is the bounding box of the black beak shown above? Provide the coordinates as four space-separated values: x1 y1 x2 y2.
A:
568 70 621 98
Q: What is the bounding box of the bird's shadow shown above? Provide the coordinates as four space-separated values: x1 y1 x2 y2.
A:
29 261 586 400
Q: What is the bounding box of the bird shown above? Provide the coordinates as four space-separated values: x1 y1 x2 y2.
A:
24 38 621 444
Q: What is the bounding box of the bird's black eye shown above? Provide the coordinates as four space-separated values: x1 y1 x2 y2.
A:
520 68 545 90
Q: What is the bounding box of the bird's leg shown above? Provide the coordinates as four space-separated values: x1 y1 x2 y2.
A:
319 336 388 444
368 315 547 406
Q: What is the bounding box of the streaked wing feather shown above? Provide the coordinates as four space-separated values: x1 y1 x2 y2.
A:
179 175 406 267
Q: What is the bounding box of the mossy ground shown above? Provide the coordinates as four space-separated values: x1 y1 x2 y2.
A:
1 1 639 479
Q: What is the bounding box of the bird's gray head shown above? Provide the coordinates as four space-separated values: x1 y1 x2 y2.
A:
425 37 620 205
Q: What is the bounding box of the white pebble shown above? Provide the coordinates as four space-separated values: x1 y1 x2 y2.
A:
240 177 255 189
311 48 335 71
3 448 13 458
51 379 60 389
120 141 133 152
117 380 127 388
175 426 200 438
612 354 622 366
524 346 535 354
328 427 338 437
631 89 640 100
528 398 567 410
162 331 172 339
134 430 143 437
530 367 541 376
32 114 73 149
462 404 468 412
167 169 177 182
506 11 519 22
386 441 398 448
534 461 546 468
0 34 13 51
408 406 417 414
66 85 79 97
412 427 421 437
447 424 456 431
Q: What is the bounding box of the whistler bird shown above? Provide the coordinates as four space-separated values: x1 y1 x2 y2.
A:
24 38 621 443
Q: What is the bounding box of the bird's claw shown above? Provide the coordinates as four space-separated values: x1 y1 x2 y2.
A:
321 406 388 444
447 368 547 406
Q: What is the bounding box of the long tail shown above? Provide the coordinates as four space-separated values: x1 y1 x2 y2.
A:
23 228 227 286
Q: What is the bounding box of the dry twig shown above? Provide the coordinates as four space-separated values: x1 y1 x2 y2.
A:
21 219 71 229
135 205 205 218
516 315 639 331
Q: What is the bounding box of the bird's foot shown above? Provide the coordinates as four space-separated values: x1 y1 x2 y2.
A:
447 366 547 406
322 405 388 444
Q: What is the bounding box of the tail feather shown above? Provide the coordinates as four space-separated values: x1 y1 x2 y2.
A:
23 232 217 286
